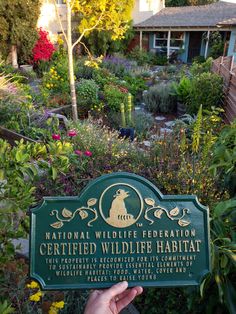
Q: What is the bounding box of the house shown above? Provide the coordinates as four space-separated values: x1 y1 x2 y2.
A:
133 1 236 62
37 0 165 41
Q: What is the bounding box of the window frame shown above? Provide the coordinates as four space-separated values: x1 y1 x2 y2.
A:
153 31 185 50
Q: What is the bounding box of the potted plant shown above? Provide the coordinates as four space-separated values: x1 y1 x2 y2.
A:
172 76 191 116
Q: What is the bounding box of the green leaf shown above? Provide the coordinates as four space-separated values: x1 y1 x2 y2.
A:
0 300 15 314
220 254 228 268
224 250 236 267
214 199 236 218
200 277 207 298
222 279 236 314
52 167 58 180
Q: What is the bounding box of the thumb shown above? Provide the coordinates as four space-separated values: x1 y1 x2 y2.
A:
102 281 128 301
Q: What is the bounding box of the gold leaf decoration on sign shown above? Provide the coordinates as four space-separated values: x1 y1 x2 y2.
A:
62 208 73 218
50 221 64 229
178 219 190 227
169 207 179 217
87 198 97 207
79 210 88 220
154 209 164 219
144 198 155 206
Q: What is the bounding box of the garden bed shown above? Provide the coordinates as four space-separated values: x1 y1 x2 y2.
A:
0 126 39 146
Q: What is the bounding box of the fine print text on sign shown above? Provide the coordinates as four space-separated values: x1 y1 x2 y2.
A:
30 172 210 290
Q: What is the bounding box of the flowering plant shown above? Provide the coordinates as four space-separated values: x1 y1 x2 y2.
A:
32 28 55 63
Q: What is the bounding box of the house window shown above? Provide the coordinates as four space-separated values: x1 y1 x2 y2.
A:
154 31 168 48
154 31 184 49
170 31 184 49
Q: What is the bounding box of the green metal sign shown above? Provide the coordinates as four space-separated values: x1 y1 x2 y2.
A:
30 172 210 290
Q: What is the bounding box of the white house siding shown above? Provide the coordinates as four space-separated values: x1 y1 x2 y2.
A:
132 0 165 24
37 0 67 41
38 0 164 39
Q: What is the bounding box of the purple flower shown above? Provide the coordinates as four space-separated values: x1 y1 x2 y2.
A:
75 150 82 156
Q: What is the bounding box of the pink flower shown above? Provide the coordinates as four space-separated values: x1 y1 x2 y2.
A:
84 150 92 157
75 150 82 156
68 129 77 137
52 134 61 140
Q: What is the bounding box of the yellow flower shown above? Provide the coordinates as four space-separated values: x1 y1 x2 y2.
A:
27 281 40 289
84 60 99 69
52 301 65 309
49 307 58 314
46 83 50 88
29 291 42 302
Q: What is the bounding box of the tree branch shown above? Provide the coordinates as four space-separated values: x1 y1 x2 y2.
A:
79 41 93 59
71 0 76 10
71 10 105 51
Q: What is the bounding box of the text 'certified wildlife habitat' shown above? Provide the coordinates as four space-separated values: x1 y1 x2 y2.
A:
30 172 210 290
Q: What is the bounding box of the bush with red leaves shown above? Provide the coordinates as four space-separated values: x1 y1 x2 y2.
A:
32 28 55 63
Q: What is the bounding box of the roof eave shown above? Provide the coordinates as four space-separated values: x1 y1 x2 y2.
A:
134 25 232 31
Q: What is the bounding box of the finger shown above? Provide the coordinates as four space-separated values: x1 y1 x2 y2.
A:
88 289 103 302
116 286 143 301
102 281 128 301
116 287 143 312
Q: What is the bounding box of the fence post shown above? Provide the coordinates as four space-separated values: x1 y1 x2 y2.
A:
230 55 234 72
223 56 234 123
218 56 224 74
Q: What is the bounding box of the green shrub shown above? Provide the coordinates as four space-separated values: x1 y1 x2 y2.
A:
122 75 146 102
104 84 128 112
190 57 213 76
92 67 117 89
143 83 177 114
155 53 168 65
41 51 70 105
187 72 223 114
167 64 177 73
172 76 192 104
132 111 155 140
76 79 99 113
75 58 96 79
128 47 156 66
209 31 224 59
210 119 236 196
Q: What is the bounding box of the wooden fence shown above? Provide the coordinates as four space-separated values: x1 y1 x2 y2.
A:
212 56 236 124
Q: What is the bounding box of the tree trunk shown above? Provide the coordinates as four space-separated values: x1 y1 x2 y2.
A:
67 2 78 122
11 45 18 68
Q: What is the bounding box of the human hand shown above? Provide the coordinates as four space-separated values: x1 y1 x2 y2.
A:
84 281 143 314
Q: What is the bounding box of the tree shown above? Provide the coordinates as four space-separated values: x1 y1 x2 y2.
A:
86 21 134 56
53 0 134 122
0 0 41 67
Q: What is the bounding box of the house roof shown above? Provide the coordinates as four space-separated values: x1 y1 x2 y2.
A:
134 1 236 29
218 17 236 26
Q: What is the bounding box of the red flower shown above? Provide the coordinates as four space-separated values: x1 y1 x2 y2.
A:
32 28 55 63
75 150 82 156
52 134 61 140
68 129 77 137
84 150 92 157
